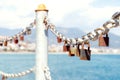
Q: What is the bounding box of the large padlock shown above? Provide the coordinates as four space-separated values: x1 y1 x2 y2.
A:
99 33 109 46
57 37 62 43
80 42 91 61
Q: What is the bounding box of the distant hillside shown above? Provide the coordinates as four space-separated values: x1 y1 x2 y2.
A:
0 27 120 48
0 28 22 36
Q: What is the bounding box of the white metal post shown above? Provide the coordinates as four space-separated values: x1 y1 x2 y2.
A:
35 4 48 80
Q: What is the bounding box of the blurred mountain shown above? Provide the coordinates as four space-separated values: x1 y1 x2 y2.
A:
0 28 21 36
0 27 120 48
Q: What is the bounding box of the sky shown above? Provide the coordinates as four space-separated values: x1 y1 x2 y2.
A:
0 0 120 35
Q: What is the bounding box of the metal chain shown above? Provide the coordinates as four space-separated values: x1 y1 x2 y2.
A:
46 12 120 45
112 12 120 20
47 22 83 45
0 67 35 78
0 11 119 80
44 66 52 80
0 21 35 44
112 12 120 26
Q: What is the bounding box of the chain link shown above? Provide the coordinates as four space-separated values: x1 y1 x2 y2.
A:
0 67 35 78
112 12 120 20
44 66 52 80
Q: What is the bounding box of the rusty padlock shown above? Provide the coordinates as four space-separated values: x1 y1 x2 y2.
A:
14 37 19 44
2 76 7 80
63 44 67 52
80 42 91 61
57 37 62 43
99 33 109 46
63 44 70 52
4 40 8 46
0 42 3 46
63 40 70 52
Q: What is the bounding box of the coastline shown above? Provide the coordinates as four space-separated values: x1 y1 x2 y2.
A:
0 51 120 55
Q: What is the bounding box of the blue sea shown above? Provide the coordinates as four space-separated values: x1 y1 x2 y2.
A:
0 53 120 80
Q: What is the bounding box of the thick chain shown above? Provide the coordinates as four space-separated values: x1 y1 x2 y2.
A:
44 66 52 80
0 21 35 44
0 67 35 78
46 12 120 45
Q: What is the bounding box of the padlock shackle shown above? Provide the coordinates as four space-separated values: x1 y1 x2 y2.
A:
64 40 68 44
106 33 108 37
99 33 109 37
81 42 90 50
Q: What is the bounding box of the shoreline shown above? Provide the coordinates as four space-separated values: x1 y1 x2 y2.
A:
0 51 120 55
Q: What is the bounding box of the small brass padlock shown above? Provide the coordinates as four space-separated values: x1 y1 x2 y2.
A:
80 42 91 61
68 45 76 56
57 37 62 43
99 33 109 46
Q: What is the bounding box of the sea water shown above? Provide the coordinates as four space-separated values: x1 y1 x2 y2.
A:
0 53 120 80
